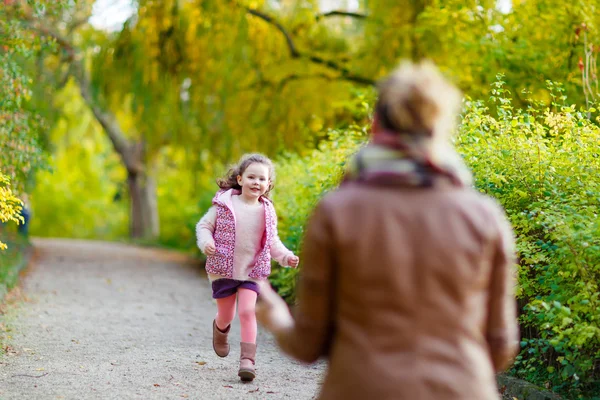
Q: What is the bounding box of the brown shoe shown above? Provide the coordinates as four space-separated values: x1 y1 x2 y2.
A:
212 320 230 357
238 342 257 382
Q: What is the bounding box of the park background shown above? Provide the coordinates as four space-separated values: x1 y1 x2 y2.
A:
1 0 599 398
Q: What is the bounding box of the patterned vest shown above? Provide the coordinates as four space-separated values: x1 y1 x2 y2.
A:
205 189 277 280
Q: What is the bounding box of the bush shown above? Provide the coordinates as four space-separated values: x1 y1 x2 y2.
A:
270 126 367 302
458 77 600 398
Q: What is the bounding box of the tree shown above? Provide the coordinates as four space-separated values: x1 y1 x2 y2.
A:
0 0 62 248
5 0 161 239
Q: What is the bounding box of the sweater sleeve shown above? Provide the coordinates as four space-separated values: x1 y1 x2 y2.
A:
196 207 217 254
272 199 336 363
486 201 520 372
269 213 294 267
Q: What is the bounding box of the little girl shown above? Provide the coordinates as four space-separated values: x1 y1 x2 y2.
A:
196 153 299 382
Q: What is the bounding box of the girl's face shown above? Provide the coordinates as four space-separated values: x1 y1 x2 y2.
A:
237 162 270 201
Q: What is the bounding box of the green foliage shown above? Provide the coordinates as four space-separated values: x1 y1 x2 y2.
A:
30 82 128 240
457 76 600 397
267 90 373 302
0 1 71 248
0 174 22 250
0 7 45 190
269 125 368 302
155 147 219 250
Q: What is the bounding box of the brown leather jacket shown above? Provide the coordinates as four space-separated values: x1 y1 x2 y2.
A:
275 180 519 400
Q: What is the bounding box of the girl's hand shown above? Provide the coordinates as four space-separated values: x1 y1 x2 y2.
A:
204 242 216 256
288 255 299 268
256 281 294 334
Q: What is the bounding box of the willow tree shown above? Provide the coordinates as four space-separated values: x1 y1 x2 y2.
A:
72 0 513 239
4 0 160 239
88 0 376 239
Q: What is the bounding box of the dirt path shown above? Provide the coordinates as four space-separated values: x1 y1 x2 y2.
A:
0 238 325 400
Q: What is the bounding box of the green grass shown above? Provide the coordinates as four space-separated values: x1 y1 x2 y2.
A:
0 233 31 301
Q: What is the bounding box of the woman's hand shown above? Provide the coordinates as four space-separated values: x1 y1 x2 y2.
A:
256 281 294 334
288 255 300 268
204 242 216 256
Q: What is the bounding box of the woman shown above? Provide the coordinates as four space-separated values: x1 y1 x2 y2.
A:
257 61 519 399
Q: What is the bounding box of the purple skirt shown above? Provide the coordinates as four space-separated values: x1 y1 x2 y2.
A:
211 278 260 299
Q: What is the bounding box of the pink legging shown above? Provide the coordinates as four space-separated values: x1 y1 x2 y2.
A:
214 288 258 343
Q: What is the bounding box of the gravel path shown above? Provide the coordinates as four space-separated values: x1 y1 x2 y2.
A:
0 238 325 400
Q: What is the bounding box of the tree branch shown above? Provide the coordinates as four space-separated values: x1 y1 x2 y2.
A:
21 16 142 174
246 8 300 58
23 20 76 60
68 17 89 34
245 8 375 86
315 10 368 20
277 73 333 91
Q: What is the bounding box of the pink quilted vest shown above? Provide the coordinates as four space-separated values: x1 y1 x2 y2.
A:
205 189 277 280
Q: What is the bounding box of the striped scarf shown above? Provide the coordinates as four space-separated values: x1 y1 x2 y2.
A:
343 137 472 188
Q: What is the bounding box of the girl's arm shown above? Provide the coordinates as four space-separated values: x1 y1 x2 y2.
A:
196 207 217 254
269 214 298 267
258 199 335 363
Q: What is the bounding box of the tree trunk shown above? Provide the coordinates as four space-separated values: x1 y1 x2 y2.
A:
73 63 160 241
127 168 159 240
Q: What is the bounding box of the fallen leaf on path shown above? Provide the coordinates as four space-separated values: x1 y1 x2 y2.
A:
224 385 233 388
153 384 160 387
195 361 206 366
267 391 276 394
248 388 259 393
36 368 45 371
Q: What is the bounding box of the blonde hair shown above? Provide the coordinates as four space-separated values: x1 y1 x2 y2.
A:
376 60 462 140
217 153 276 197
375 61 472 185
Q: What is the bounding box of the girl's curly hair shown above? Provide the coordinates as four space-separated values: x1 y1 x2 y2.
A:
217 153 276 197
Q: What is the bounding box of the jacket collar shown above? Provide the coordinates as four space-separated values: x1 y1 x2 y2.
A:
213 188 272 212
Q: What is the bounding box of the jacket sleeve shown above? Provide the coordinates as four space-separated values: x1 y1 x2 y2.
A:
273 200 336 363
196 207 217 254
269 213 294 266
486 204 520 372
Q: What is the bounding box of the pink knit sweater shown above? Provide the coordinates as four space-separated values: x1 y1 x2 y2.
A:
196 192 294 282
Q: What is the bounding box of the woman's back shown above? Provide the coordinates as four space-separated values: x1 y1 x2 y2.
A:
316 181 515 400
257 61 518 400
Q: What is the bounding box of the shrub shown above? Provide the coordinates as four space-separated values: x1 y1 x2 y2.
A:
270 126 367 302
458 77 600 397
